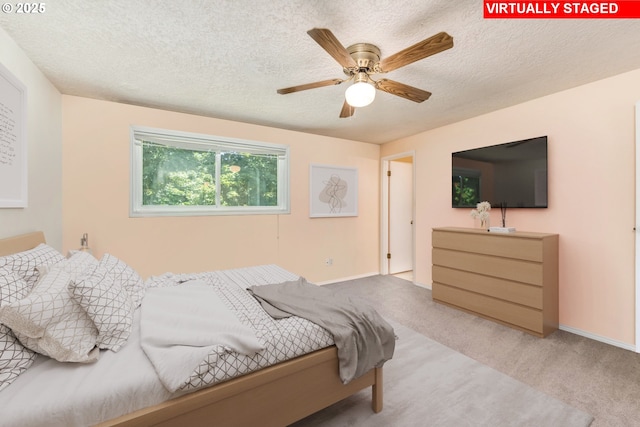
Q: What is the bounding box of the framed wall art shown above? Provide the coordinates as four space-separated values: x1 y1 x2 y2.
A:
309 164 358 218
0 61 27 208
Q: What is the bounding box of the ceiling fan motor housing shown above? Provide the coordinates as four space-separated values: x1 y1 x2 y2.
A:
344 43 381 76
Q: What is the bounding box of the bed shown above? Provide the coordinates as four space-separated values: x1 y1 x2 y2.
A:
0 232 390 426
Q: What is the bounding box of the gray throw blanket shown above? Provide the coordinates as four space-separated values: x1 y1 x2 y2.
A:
247 278 395 384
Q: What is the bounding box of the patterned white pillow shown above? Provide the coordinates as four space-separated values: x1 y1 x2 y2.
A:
98 254 145 308
0 243 66 288
37 250 100 285
41 251 99 279
0 267 37 391
0 268 99 363
70 255 135 352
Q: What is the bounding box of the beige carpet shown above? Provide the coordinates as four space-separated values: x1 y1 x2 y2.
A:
317 274 640 425
291 321 593 427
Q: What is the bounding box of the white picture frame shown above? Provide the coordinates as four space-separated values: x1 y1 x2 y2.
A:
309 164 358 217
0 61 27 208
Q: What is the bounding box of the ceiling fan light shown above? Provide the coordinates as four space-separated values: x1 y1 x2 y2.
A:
345 81 376 107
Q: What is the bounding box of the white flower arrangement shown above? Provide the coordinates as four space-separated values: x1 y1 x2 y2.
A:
470 201 491 227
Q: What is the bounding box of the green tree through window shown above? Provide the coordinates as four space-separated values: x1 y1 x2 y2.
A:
131 127 289 216
220 152 278 207
142 145 216 206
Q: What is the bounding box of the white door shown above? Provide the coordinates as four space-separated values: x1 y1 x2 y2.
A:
389 159 413 274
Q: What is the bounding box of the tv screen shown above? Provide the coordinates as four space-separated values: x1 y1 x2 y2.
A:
452 136 548 208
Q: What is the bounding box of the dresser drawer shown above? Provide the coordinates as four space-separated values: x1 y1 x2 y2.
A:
432 248 543 286
433 229 544 262
432 265 542 309
433 284 543 334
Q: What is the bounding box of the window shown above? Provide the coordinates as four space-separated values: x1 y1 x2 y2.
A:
130 126 289 216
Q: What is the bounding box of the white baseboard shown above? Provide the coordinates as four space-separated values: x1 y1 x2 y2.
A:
559 324 637 352
315 271 379 286
412 281 431 290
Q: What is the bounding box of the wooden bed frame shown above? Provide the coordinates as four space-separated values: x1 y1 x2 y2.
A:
1 232 383 427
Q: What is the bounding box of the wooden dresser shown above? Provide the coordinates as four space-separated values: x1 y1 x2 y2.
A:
432 227 559 337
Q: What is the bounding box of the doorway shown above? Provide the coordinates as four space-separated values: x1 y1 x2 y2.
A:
381 153 415 281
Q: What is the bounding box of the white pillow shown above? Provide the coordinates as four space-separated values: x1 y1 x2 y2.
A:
0 268 99 363
70 255 135 352
0 267 37 391
0 243 65 288
42 251 99 279
98 254 145 308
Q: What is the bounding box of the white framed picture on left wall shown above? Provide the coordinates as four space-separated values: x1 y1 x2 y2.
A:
309 164 358 218
0 61 27 208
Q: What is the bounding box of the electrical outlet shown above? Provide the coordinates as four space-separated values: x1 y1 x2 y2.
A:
324 258 333 266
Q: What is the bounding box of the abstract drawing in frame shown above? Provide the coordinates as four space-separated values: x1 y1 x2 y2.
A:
309 164 358 218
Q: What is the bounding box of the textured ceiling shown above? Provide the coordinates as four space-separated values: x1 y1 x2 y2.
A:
2 1 640 144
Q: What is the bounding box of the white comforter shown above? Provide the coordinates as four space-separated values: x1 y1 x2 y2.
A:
140 282 264 392
144 265 335 393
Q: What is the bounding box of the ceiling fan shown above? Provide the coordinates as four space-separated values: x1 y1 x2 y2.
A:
277 28 454 118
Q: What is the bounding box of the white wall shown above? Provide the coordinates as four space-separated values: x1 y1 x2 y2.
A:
0 26 63 249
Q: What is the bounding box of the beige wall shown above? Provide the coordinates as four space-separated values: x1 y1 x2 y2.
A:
0 27 62 248
61 96 380 282
381 68 640 346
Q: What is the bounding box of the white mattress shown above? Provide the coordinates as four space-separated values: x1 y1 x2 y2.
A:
0 264 333 426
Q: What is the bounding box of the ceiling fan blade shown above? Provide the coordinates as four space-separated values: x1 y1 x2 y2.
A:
277 78 344 95
378 32 453 72
307 28 357 69
339 100 355 118
376 79 432 103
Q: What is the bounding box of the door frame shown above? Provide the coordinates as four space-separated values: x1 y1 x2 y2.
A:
635 101 639 352
380 151 416 279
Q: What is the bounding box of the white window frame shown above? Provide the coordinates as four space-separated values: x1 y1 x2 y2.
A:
130 126 290 217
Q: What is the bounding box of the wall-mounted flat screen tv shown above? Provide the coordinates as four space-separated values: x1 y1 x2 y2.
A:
452 136 548 208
